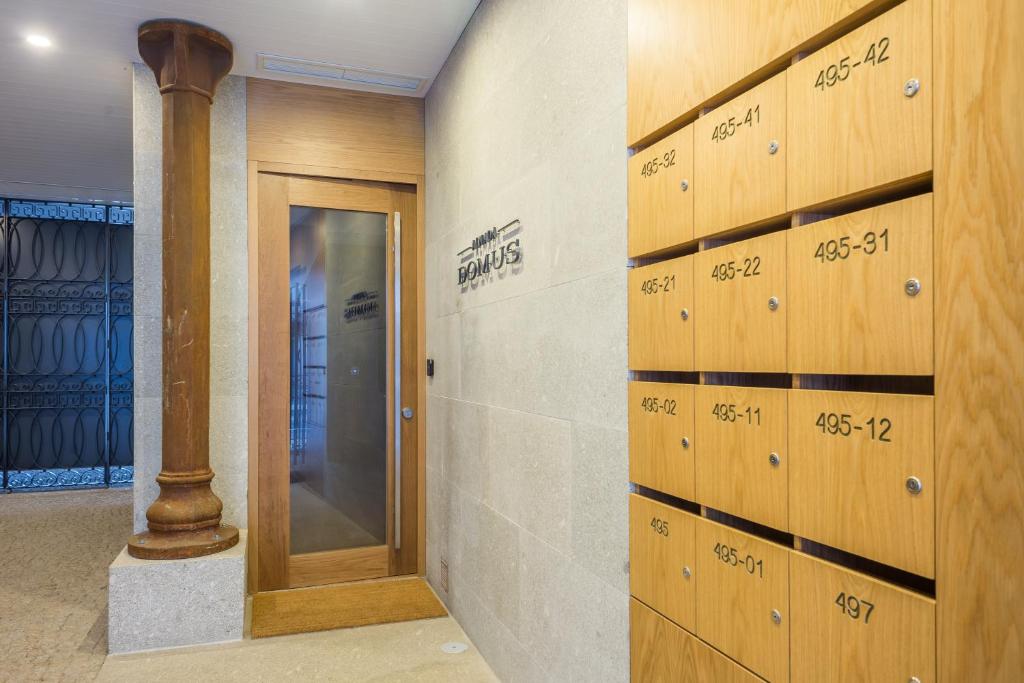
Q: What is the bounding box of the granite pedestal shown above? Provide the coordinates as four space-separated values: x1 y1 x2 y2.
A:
108 529 246 654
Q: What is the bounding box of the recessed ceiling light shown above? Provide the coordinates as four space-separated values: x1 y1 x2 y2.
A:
26 34 52 48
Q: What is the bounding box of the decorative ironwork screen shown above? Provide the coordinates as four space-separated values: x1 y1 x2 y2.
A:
1 199 134 490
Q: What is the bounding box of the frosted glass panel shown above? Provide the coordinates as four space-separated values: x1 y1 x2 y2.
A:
288 206 387 555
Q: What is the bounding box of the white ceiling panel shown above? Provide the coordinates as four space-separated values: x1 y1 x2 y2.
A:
0 0 479 202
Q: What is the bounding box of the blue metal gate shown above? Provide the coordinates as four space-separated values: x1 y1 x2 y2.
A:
1 199 134 490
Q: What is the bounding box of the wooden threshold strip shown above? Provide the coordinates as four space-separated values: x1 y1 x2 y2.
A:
251 576 447 639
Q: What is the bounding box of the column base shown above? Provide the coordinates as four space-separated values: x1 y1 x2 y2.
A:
108 529 246 654
127 523 239 560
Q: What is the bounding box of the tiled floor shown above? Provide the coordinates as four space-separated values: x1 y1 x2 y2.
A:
96 617 498 682
0 487 133 683
0 487 496 682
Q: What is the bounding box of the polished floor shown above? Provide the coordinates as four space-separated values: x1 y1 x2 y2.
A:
0 487 495 682
0 487 132 683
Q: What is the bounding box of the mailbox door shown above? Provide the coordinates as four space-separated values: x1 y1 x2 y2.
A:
789 389 935 577
629 382 696 499
631 599 761 683
629 256 695 371
695 231 786 372
791 553 936 683
629 124 695 256
696 517 790 682
695 72 787 239
787 194 933 375
787 0 932 210
695 385 788 530
629 495 697 630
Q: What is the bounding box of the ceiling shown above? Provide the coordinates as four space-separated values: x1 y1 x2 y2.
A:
0 0 479 203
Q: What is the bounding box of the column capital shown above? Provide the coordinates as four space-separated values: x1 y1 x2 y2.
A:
138 19 233 102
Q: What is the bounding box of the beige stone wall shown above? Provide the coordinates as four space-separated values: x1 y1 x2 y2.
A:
424 1 629 679
132 65 248 533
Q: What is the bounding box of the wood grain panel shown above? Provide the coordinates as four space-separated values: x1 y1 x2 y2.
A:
695 72 787 239
787 0 932 210
695 386 788 530
628 124 694 257
629 382 695 499
628 256 694 371
247 159 261 594
247 78 424 176
934 0 1024 678
255 171 291 591
289 546 390 589
251 576 447 638
627 0 888 146
394 183 421 576
789 389 934 577
630 599 762 682
695 516 790 682
787 195 933 375
694 232 787 372
791 553 935 682
629 494 697 631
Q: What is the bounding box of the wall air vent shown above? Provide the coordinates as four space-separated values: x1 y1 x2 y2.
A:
257 53 424 93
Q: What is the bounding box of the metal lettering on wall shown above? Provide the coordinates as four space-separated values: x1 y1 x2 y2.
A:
456 218 523 288
1 199 134 490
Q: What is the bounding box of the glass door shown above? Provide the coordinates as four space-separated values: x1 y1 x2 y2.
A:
288 207 389 581
255 174 419 592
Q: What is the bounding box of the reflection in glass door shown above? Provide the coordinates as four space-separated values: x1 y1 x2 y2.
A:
288 207 388 557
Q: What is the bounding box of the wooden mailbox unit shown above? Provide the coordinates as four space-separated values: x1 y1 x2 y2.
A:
627 0 1023 679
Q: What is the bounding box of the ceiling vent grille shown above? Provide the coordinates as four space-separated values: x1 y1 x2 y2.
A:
257 53 424 93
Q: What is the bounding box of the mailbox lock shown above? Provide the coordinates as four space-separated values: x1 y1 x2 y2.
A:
681 437 690 449
680 308 690 321
768 296 780 311
680 179 690 192
904 78 921 98
682 566 692 579
771 609 782 625
905 278 922 296
906 476 924 494
769 452 781 467
768 140 780 155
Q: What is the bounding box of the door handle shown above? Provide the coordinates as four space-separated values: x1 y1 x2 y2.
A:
393 212 402 551
401 407 413 420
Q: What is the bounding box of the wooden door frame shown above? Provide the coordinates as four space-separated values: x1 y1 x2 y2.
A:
246 162 426 594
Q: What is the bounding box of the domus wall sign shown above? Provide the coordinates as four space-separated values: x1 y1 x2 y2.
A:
456 218 522 287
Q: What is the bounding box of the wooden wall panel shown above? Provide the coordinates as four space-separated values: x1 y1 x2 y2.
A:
627 0 891 147
934 0 1024 678
247 78 424 175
